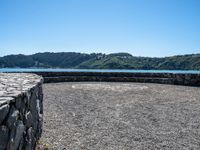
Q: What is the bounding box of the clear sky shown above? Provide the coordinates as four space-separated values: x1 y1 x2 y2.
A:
0 0 199 57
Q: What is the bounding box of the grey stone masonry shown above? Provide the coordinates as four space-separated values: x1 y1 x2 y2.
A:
34 72 200 86
0 73 43 150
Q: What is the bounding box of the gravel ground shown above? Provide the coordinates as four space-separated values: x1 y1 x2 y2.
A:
41 82 200 150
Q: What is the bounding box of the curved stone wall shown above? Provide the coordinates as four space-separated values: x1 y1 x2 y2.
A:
33 72 200 86
0 73 43 150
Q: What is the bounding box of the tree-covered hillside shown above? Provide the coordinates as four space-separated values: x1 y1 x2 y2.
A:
0 52 199 70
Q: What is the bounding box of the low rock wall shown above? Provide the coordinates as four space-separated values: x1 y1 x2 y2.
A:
0 73 43 150
33 72 200 86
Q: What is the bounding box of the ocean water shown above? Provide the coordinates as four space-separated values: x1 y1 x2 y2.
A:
0 68 200 74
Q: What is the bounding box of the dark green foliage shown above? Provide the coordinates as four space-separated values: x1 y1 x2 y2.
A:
0 52 199 70
32 52 93 68
0 54 35 68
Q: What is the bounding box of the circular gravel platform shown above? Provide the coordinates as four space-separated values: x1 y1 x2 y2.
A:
41 82 200 150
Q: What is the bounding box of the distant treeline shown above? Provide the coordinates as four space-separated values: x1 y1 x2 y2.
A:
0 52 200 70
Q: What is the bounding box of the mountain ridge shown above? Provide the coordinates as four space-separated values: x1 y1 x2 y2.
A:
0 52 199 70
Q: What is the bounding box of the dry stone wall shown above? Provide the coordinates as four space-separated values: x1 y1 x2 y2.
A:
34 72 200 86
0 73 43 150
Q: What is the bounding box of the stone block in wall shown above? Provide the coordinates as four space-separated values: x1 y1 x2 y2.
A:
0 126 9 150
0 105 10 125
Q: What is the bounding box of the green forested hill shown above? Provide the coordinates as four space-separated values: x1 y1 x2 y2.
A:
0 52 199 70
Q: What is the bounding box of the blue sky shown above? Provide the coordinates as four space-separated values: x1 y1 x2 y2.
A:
0 0 199 57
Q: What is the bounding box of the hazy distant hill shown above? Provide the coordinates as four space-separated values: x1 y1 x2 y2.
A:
0 52 199 70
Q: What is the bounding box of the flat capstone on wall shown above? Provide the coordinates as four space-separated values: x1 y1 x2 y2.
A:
0 73 43 150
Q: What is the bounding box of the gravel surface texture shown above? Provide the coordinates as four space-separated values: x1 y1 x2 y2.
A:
41 82 200 150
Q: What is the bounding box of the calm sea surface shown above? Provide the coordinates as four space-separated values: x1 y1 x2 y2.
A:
0 68 200 74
